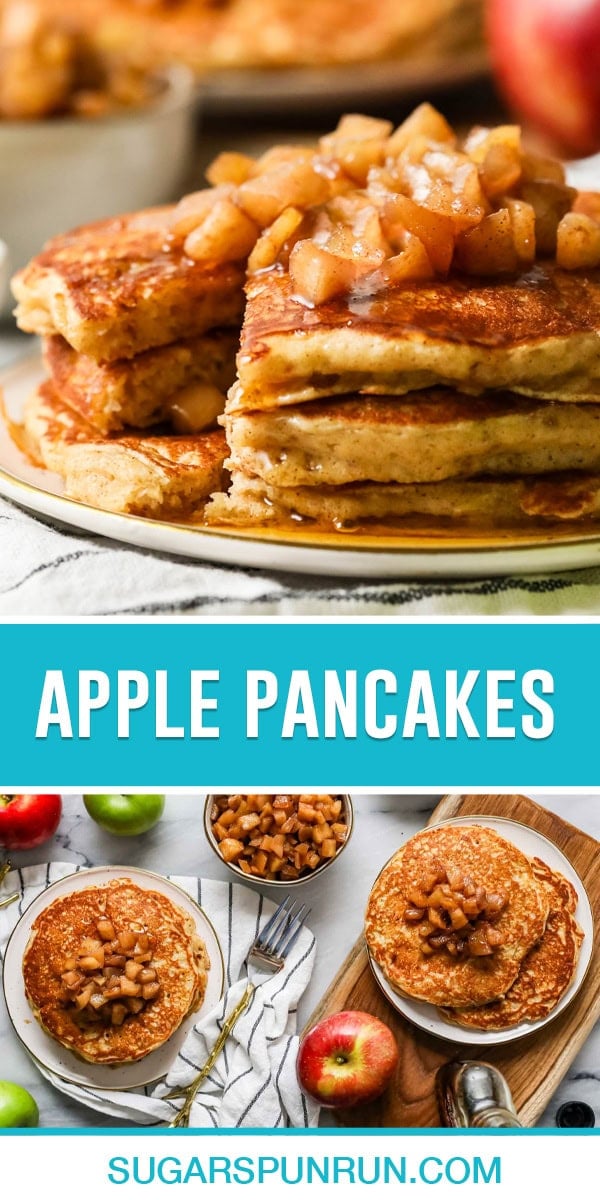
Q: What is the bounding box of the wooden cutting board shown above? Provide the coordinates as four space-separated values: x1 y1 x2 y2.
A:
307 794 600 1127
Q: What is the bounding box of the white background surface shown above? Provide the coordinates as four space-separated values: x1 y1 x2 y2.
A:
0 793 598 1128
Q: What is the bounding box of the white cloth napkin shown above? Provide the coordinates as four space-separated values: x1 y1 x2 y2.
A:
0 862 319 1128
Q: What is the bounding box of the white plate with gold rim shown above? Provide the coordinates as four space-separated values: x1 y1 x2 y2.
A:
4 353 600 579
2 865 224 1090
367 815 594 1046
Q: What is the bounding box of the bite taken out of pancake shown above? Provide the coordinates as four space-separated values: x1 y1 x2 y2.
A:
23 878 210 1064
440 858 584 1031
365 825 550 1009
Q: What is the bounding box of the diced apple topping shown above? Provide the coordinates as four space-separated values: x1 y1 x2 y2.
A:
167 104 600 304
170 186 227 239
557 212 600 269
289 241 365 306
504 197 537 265
60 918 161 1027
184 197 259 264
455 210 520 276
211 794 348 881
386 103 455 155
248 206 305 273
403 861 508 960
205 151 256 187
168 383 225 434
520 180 577 255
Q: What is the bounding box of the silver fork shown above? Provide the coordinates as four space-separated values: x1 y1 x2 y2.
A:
166 895 310 1127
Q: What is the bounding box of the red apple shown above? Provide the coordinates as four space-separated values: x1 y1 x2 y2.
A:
296 1010 399 1108
0 794 62 850
487 0 600 157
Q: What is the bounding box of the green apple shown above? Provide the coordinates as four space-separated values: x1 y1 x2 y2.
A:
83 794 165 836
0 1081 39 1127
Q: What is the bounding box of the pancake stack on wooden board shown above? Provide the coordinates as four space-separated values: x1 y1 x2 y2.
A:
365 826 584 1031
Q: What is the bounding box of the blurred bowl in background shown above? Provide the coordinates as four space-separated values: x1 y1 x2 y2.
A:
0 65 197 318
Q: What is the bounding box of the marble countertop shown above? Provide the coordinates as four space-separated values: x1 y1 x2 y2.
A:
0 793 598 1129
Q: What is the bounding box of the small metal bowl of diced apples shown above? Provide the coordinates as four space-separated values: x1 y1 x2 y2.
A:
204 793 354 886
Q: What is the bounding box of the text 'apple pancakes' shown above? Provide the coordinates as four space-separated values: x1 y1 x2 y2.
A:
365 824 583 1029
12 104 600 534
23 878 210 1063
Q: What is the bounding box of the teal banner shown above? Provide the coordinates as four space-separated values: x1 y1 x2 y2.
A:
0 621 590 788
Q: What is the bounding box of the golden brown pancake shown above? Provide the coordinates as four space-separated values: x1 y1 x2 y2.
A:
224 391 600 487
44 329 237 435
23 877 210 1065
25 381 227 518
364 825 550 1009
530 857 579 913
12 207 245 361
441 861 584 1030
205 470 600 530
231 265 600 413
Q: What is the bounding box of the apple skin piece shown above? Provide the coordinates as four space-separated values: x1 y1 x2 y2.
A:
296 1010 399 1108
487 0 600 157
83 794 165 836
0 794 61 851
0 1081 39 1127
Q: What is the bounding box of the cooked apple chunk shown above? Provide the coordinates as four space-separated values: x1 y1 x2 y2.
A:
289 240 364 305
521 181 577 255
60 919 161 1027
403 862 508 960
238 159 329 227
167 102 600 307
184 197 259 263
455 209 519 275
557 211 600 269
248 206 305 273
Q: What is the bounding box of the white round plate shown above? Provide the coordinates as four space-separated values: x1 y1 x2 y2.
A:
368 814 594 1046
2 865 224 1089
200 49 489 114
4 352 600 578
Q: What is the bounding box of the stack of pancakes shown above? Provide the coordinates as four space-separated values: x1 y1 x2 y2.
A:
23 877 211 1064
206 261 600 532
13 208 244 518
13 108 600 535
365 826 584 1031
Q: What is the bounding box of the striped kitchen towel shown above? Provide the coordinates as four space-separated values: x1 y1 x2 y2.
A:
0 862 319 1128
